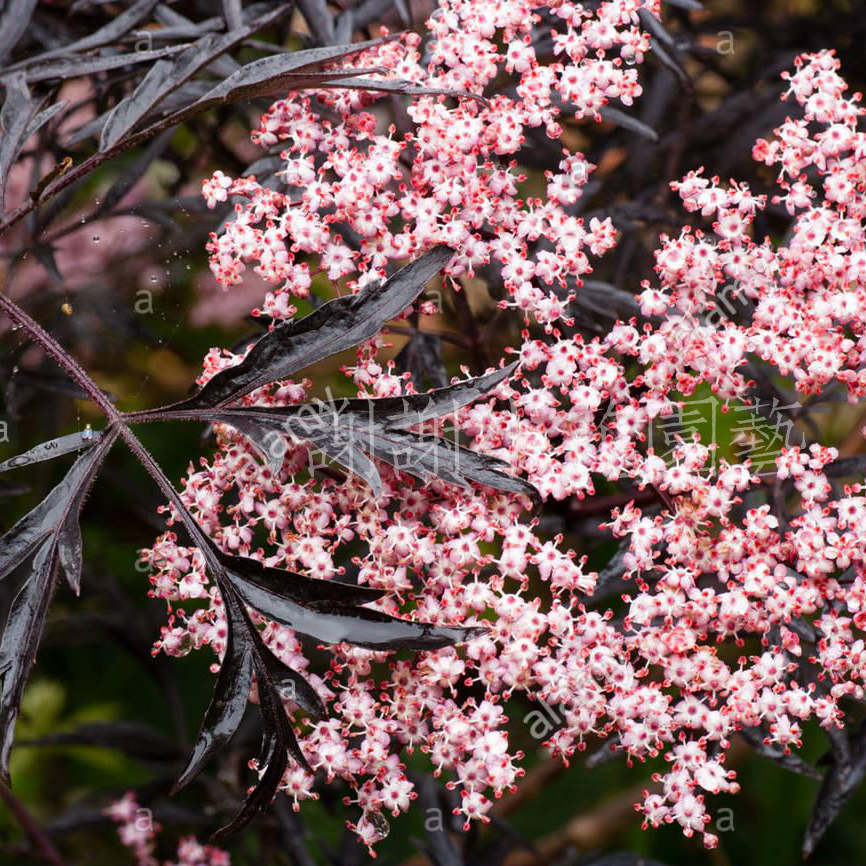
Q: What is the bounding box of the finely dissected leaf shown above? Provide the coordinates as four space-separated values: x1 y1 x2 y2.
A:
0 430 99 473
205 589 309 839
0 73 34 213
0 431 109 585
190 35 396 109
210 667 298 841
320 76 486 103
0 430 116 780
336 362 518 428
297 0 336 45
174 586 255 792
25 46 189 85
803 725 866 858
223 0 244 31
35 0 160 62
177 245 454 409
22 101 67 143
259 649 326 720
0 540 58 784
81 5 292 145
0 0 37 65
395 332 448 390
100 59 175 151
360 425 537 500
217 550 386 608
599 106 659 141
209 358 536 502
229 566 485 650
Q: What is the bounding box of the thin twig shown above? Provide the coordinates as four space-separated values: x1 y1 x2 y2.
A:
0 782 66 866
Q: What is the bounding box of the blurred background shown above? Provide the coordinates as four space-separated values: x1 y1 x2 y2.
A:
2 0 866 864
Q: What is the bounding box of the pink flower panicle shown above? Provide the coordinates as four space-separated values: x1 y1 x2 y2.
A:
147 0 866 850
105 793 229 866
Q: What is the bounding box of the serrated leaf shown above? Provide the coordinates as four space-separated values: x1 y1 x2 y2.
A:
100 58 175 151
210 665 298 841
0 429 115 780
229 566 485 650
173 586 254 792
208 589 309 840
319 76 485 103
0 72 34 213
340 362 517 429
192 35 395 108
217 550 386 608
177 245 454 409
599 106 659 142
209 358 536 502
41 0 160 61
26 45 189 85
0 430 99 473
297 0 336 45
22 100 67 143
0 0 37 65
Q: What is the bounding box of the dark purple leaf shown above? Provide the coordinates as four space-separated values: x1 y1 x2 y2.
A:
341 362 517 429
100 58 175 151
208 589 309 839
0 73 33 213
395 332 448 390
320 77 486 103
176 245 454 409
25 45 190 85
173 586 254 792
0 430 99 473
210 667 298 840
0 427 115 781
599 106 659 142
0 0 37 65
39 0 160 61
217 550 386 608
22 100 67 143
223 0 245 31
803 724 866 858
190 35 396 109
260 649 326 720
297 0 336 45
228 567 486 650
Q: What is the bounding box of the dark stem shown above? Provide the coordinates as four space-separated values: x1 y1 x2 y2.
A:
0 291 118 420
0 287 221 573
0 782 66 866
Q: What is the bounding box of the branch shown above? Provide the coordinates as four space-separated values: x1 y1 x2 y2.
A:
0 781 66 866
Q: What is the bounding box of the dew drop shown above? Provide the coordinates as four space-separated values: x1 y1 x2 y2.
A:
92 235 100 243
82 423 93 440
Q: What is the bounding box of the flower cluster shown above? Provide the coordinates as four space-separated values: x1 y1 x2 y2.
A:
105 793 229 866
146 0 866 851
